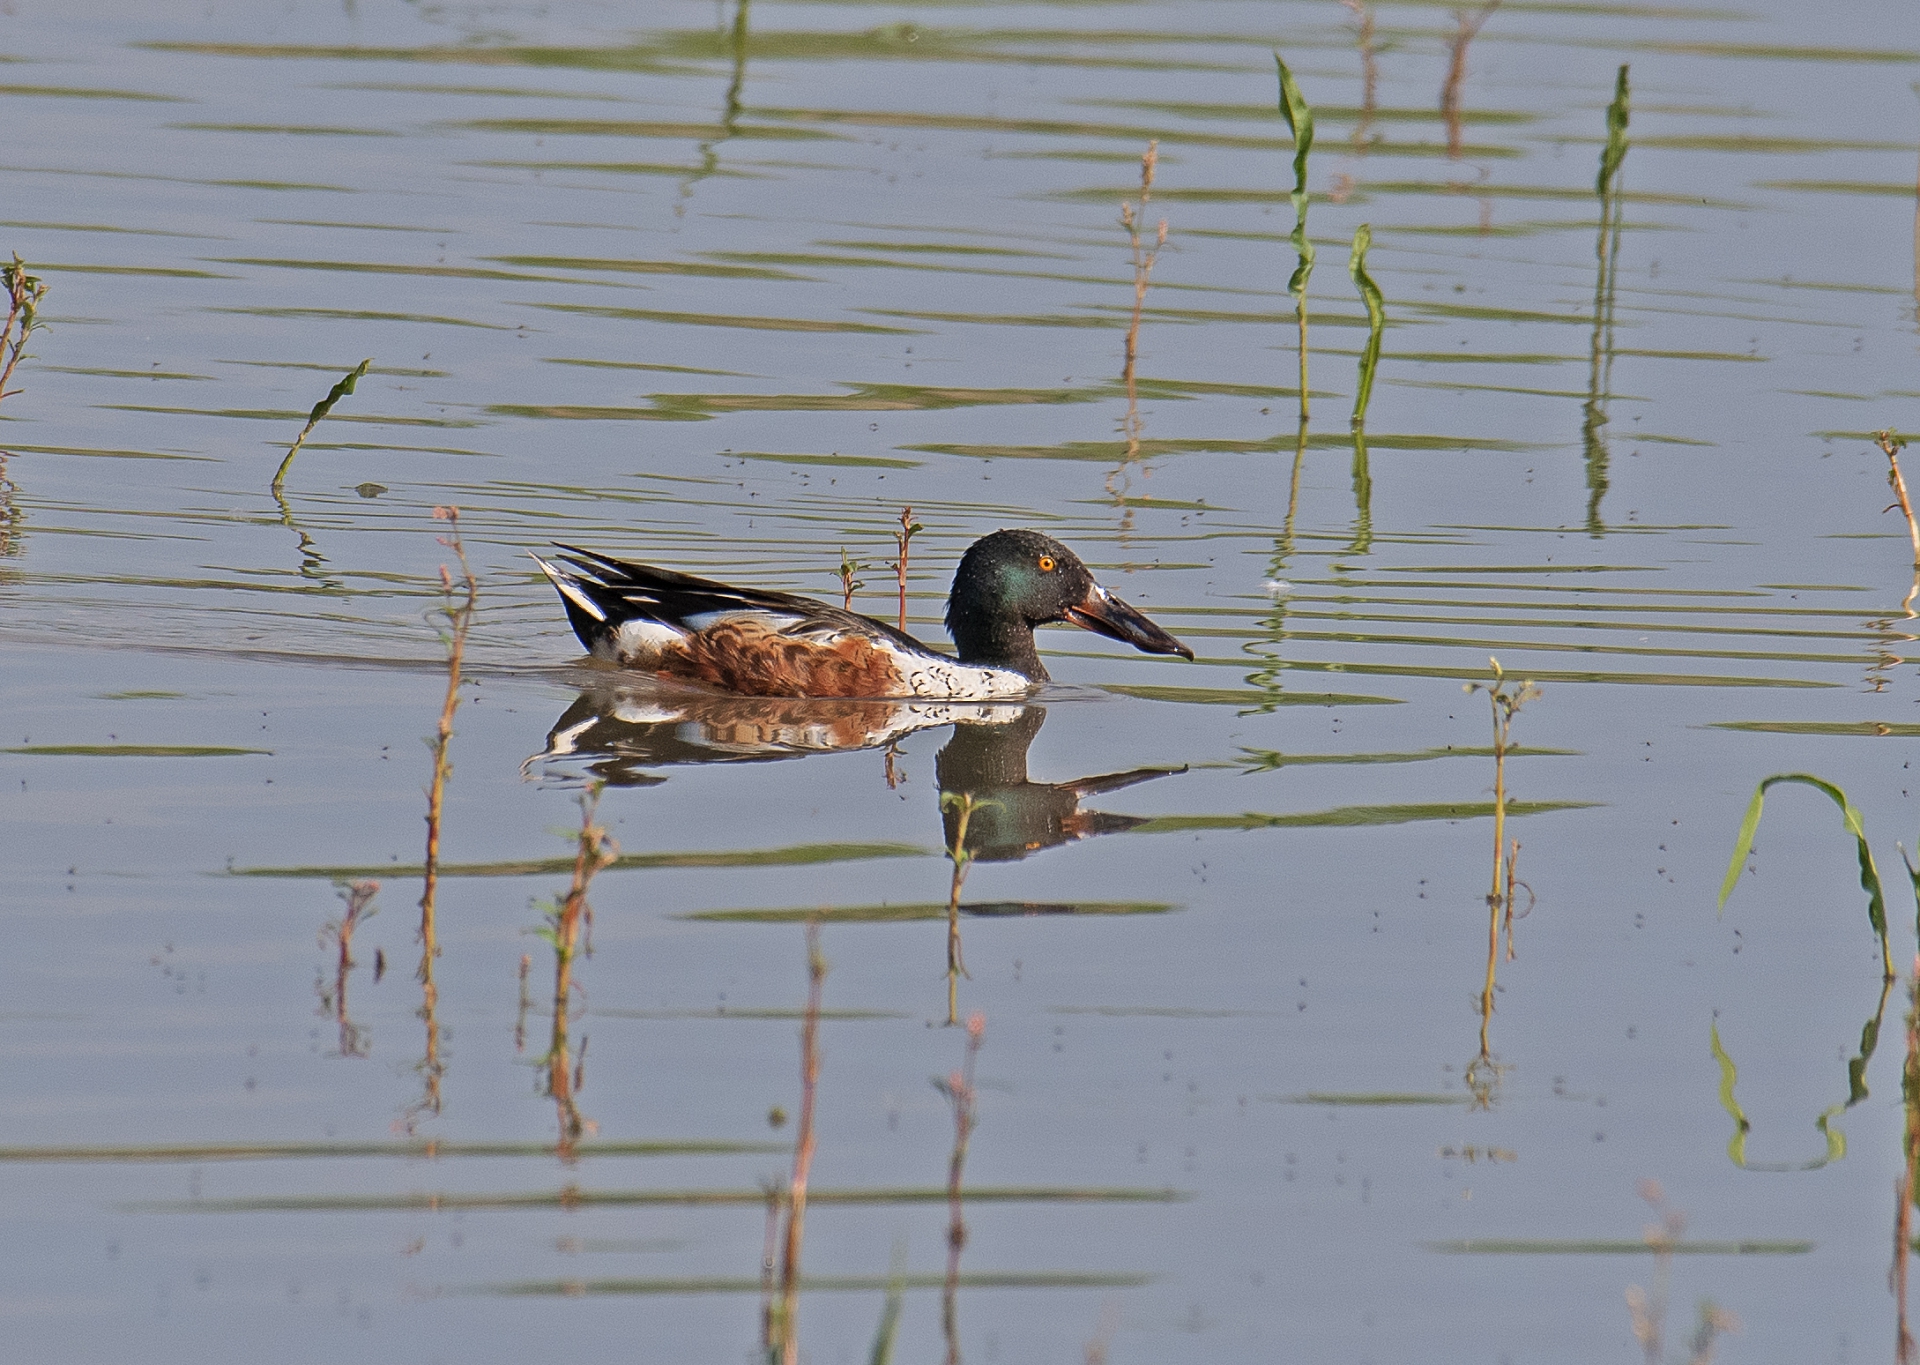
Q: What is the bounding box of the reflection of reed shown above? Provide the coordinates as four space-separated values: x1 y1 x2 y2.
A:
1584 67 1631 537
936 1013 985 1365
681 0 751 209
1899 960 1920 1362
1466 659 1537 1099
0 452 21 560
1277 58 1315 422
1440 2 1501 162
538 785 617 1158
408 506 477 1131
768 922 827 1365
938 793 987 1025
1116 142 1166 489
317 880 377 1058
1625 1181 1738 1364
1246 423 1307 708
1338 0 1379 152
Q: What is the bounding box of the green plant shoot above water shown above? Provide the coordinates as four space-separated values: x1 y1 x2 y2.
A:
0 255 49 406
1718 772 1895 982
272 357 372 493
1348 223 1384 430
1276 54 1314 422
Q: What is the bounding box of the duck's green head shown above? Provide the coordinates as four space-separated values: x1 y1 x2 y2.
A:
944 529 1193 679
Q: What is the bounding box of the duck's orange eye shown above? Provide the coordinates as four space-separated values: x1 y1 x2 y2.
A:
1037 555 1055 572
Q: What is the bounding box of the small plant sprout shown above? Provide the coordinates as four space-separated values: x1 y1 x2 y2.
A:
1347 223 1384 430
1875 430 1920 572
1119 140 1167 460
408 506 478 1130
935 1012 985 1365
1718 772 1895 982
1276 54 1315 421
271 358 371 495
1464 658 1539 1061
836 548 865 611
892 505 923 634
0 255 49 406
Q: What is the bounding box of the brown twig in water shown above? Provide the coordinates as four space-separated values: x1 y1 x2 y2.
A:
1876 431 1920 572
409 506 477 1130
1440 1 1502 161
937 1012 985 1365
318 880 379 1058
540 782 618 1157
772 921 828 1365
892 507 923 634
1898 955 1920 1363
0 255 48 406
1465 657 1538 1066
1338 0 1379 152
1119 142 1168 465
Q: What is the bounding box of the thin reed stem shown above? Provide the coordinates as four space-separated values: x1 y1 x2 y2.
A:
0 255 49 406
1440 1 1502 161
1877 431 1920 571
774 922 827 1365
892 507 922 634
1338 0 1378 151
542 783 617 1157
939 792 985 1025
1120 142 1165 463
411 506 477 1129
320 881 378 1058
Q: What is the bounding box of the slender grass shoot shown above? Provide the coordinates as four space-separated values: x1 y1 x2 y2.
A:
1276 55 1315 420
1348 223 1384 430
271 357 371 494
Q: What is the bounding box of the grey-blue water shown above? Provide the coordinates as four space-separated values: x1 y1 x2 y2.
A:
5 1 1920 1359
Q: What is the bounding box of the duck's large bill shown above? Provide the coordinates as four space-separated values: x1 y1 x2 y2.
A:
1062 585 1194 660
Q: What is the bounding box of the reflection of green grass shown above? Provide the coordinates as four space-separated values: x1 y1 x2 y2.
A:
133 1184 1189 1214
479 1270 1153 1297
1713 721 1920 737
6 744 268 757
1102 685 1400 707
1272 1092 1465 1106
1236 744 1577 770
683 901 1177 923
231 841 931 880
1133 799 1596 833
1425 1239 1811 1255
0 1139 778 1163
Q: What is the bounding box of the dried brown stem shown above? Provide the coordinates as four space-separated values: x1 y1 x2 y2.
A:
1877 431 1920 571
410 506 477 1130
892 506 922 634
773 922 827 1365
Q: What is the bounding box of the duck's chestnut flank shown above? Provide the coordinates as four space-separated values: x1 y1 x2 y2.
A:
535 529 1193 700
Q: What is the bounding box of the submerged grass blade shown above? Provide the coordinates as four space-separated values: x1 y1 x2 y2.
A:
1348 222 1384 429
1717 772 1892 979
271 357 371 492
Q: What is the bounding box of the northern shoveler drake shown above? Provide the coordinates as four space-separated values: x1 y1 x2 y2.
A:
532 528 1194 699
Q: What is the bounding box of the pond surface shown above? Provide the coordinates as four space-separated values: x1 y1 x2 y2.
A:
5 0 1920 1359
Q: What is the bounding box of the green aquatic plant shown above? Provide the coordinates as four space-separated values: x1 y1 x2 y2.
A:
1348 223 1384 430
836 548 865 611
1465 657 1540 1067
0 254 49 406
1874 429 1920 574
1276 54 1314 421
1717 772 1894 981
270 356 371 493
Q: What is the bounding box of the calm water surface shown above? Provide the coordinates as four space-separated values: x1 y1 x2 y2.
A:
5 0 1920 1359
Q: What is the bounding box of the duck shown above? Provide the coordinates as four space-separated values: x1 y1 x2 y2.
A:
533 528 1193 700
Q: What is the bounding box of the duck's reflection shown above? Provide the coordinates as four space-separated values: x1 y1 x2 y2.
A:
536 685 1183 862
535 683 1027 786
